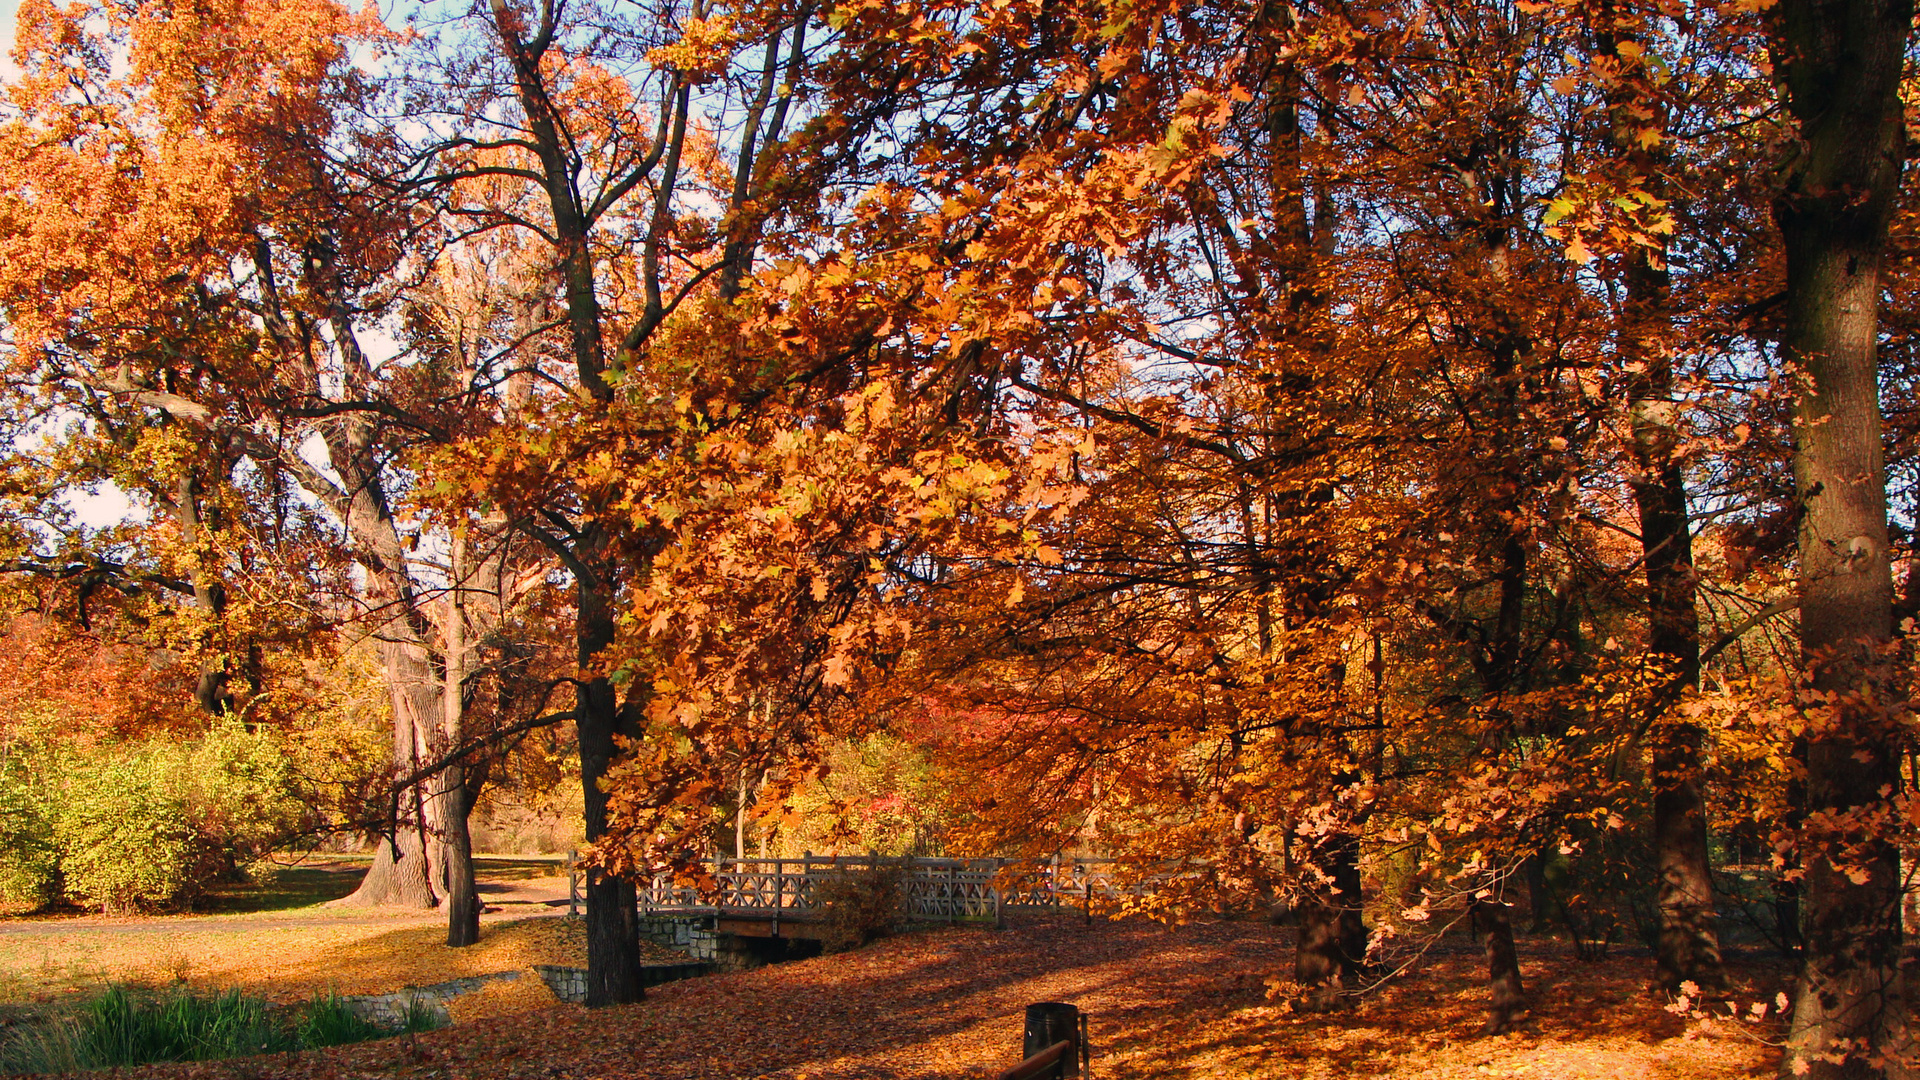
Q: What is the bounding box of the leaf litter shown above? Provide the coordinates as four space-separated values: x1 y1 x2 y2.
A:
77 913 1781 1079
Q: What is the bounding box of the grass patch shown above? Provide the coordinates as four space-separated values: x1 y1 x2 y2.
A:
193 865 366 914
0 984 443 1074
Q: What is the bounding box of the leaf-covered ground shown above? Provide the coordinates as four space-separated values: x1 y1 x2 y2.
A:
77 914 1781 1079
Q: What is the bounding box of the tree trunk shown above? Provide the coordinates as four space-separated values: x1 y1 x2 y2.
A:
1624 261 1718 991
442 760 482 947
1770 0 1912 1073
1293 833 1363 1010
1523 851 1550 934
577 542 644 1006
443 530 482 947
1600 6 1721 992
334 639 444 908
1477 900 1527 1034
333 828 437 908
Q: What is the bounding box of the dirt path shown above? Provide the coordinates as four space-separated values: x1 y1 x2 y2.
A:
0 870 573 939
0 906 569 938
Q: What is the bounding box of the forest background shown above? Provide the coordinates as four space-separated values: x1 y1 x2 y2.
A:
0 0 1912 1076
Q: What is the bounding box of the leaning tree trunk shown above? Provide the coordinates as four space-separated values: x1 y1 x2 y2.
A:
1771 0 1913 1073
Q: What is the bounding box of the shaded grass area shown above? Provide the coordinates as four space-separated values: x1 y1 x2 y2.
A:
470 857 566 884
88 915 1785 1080
0 985 440 1074
194 866 366 915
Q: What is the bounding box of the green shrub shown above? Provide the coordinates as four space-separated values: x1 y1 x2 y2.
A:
181 722 306 869
54 757 200 912
0 721 308 912
814 863 908 953
0 762 58 908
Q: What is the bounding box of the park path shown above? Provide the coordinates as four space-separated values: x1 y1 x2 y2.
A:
0 906 568 938
0 871 572 938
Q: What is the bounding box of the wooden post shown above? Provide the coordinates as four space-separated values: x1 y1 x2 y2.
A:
735 769 747 860
1023 1002 1082 1078
567 849 578 917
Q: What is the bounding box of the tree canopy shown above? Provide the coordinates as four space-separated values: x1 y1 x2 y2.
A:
1 0 1916 1074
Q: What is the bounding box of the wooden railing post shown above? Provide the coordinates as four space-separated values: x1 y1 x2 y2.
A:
990 1003 1084 1080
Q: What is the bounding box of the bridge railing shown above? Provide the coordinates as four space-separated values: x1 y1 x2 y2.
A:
995 857 1116 912
635 855 1115 923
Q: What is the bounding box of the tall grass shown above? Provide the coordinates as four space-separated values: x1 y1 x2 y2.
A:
0 984 444 1074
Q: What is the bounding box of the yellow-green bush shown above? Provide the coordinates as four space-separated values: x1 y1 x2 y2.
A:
55 757 201 912
0 721 308 912
0 762 59 908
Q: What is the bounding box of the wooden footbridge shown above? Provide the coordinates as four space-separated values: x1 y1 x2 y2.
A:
574 855 1114 938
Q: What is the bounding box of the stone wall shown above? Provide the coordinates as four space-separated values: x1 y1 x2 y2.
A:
636 914 722 963
533 962 714 1004
634 914 784 970
337 972 519 1028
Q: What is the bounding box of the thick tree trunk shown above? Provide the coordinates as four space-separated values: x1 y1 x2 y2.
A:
1771 0 1912 1073
334 828 437 908
578 547 644 1006
1293 833 1364 1009
335 640 445 908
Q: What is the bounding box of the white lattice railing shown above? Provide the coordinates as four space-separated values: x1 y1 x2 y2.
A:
633 855 1116 923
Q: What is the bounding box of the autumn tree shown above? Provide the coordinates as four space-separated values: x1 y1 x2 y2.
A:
0 0 568 946
1766 0 1914 1073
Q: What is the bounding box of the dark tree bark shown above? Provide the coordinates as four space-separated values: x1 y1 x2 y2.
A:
577 548 644 1006
1621 206 1719 992
439 760 480 937
442 761 484 947
1598 5 1722 994
443 536 482 949
1523 851 1551 934
1293 833 1365 1010
1769 0 1913 1073
1476 900 1527 1034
